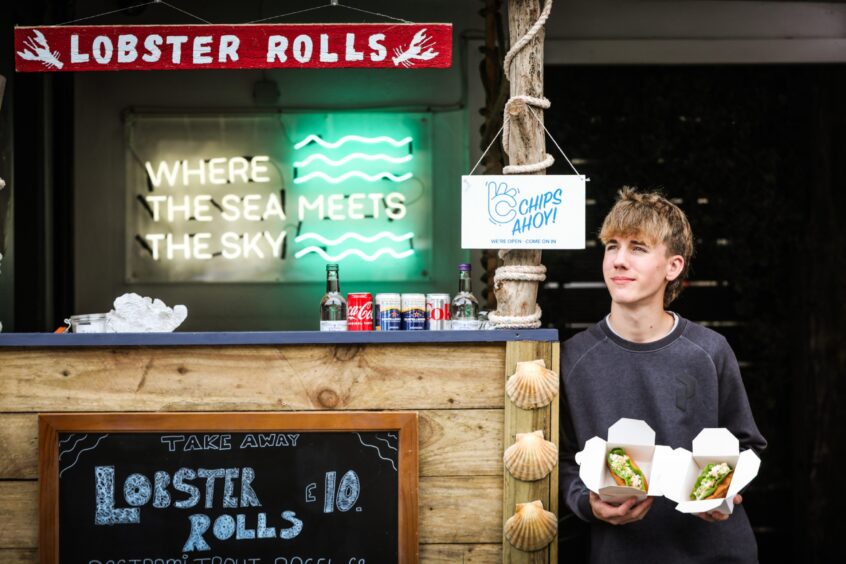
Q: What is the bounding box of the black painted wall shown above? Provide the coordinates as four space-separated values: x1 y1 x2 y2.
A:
542 65 843 563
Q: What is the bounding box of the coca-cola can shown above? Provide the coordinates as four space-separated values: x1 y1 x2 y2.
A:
347 292 373 331
374 293 401 331
401 293 426 330
426 293 451 330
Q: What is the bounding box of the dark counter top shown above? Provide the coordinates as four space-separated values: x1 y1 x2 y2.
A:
0 329 559 347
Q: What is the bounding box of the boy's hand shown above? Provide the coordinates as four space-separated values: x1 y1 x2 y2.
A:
696 494 743 522
589 492 653 525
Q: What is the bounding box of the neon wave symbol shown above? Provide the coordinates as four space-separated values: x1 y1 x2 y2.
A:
293 153 413 168
295 247 415 261
293 171 412 185
294 135 413 150
295 231 414 246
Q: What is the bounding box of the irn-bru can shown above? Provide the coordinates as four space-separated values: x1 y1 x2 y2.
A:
426 293 451 330
374 293 401 331
347 293 373 331
401 293 426 331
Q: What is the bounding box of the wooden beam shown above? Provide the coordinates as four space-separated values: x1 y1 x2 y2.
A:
502 340 558 562
0 345 505 411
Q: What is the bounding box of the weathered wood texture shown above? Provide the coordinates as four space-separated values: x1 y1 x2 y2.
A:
0 549 37 564
0 345 504 411
0 415 37 478
419 476 503 543
495 0 547 321
0 341 558 562
419 543 501 562
502 340 558 563
0 482 37 548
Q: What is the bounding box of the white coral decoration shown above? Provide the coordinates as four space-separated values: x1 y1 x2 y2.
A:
106 293 187 333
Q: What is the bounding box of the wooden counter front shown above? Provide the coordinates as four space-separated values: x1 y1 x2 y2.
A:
0 330 559 563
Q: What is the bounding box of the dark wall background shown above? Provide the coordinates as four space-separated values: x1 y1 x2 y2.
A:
541 65 844 563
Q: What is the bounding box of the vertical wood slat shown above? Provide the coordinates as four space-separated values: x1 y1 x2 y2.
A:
549 343 560 564
502 340 558 563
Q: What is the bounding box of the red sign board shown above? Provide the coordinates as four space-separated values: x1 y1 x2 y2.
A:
14 23 452 72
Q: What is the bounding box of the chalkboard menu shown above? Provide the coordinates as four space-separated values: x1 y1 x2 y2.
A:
39 412 419 564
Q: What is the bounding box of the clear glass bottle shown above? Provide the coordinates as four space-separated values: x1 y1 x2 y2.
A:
320 264 348 331
450 263 480 330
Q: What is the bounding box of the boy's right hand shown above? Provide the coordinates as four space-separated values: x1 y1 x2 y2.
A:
589 492 653 525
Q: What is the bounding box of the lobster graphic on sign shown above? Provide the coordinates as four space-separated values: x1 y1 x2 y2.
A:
392 28 439 68
16 29 63 69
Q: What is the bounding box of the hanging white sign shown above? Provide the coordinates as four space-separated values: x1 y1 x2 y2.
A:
461 175 586 249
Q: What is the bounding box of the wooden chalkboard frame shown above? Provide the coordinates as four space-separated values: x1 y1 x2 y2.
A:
38 411 419 564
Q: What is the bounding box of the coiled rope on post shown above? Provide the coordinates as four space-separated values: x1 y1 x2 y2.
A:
491 0 553 329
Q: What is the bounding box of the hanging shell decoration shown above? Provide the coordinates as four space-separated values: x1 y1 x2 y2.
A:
504 430 559 481
506 359 559 409
504 499 558 551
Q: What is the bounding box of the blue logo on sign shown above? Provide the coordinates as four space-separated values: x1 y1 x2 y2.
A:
487 181 519 225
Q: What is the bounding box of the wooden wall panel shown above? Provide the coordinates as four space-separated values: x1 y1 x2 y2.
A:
419 544 500 562
0 482 37 548
0 341 559 562
419 409 504 477
419 476 502 543
0 549 37 564
0 416 36 478
0 345 505 411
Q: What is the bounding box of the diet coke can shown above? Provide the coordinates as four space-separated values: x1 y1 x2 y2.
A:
374 293 401 331
347 292 373 331
426 293 451 330
401 293 426 330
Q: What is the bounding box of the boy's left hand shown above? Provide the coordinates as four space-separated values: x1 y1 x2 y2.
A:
696 494 742 522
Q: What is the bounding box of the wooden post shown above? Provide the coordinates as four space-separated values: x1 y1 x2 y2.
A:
495 0 546 325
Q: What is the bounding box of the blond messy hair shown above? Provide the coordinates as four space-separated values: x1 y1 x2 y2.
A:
599 187 694 307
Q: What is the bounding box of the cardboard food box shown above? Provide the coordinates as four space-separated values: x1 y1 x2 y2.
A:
660 428 761 515
575 418 673 503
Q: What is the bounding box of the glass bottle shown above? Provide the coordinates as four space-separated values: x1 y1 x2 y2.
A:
320 264 348 331
450 263 480 330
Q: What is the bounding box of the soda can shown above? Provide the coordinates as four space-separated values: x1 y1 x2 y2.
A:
374 293 401 331
426 293 451 330
347 292 373 331
401 293 426 331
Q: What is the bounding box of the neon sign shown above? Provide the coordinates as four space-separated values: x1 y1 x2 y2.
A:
127 112 432 282
293 134 413 150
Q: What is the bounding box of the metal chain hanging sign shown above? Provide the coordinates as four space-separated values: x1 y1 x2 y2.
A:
14 23 452 72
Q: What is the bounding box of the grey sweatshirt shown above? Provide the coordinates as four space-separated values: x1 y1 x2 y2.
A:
559 316 767 564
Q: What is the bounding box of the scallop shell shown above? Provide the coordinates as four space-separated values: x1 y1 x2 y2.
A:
504 430 559 481
506 359 559 409
504 499 558 551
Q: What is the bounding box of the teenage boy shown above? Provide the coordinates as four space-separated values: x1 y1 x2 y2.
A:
559 188 767 562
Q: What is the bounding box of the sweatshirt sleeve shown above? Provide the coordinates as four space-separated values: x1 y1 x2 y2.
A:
714 337 768 455
559 341 597 523
559 392 596 523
